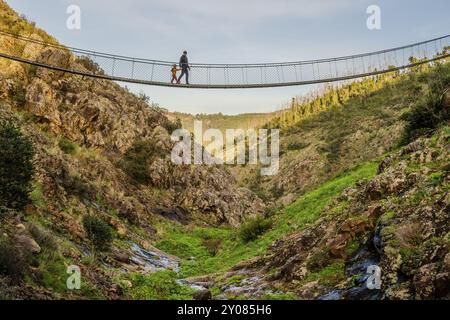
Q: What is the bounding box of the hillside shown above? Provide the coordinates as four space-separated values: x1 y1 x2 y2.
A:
221 125 450 299
237 62 449 204
0 1 264 299
149 64 449 300
0 0 449 301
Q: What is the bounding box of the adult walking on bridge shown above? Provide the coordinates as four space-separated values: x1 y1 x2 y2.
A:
177 50 190 85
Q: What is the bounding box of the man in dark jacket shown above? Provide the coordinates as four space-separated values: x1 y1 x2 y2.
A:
177 51 190 85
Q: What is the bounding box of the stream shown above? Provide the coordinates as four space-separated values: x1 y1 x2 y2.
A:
129 243 179 273
319 224 383 300
127 242 209 293
126 223 384 300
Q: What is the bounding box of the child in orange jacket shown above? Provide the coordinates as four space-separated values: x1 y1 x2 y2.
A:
171 64 180 84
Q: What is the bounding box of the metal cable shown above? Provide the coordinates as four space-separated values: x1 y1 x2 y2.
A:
0 29 448 89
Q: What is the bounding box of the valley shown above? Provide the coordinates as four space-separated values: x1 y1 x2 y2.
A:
0 0 449 301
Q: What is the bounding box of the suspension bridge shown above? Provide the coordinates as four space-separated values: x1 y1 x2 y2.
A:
0 30 449 89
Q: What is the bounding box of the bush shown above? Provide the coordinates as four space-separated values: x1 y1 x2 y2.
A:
137 91 150 104
287 141 310 151
82 215 114 252
10 83 27 107
58 137 77 155
163 118 182 134
0 121 35 211
120 139 164 185
64 175 94 199
202 238 221 256
239 216 272 243
128 271 193 300
0 206 17 221
402 68 450 143
306 249 332 272
75 56 104 75
0 238 33 282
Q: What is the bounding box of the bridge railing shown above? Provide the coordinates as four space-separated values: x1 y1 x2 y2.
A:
0 30 449 88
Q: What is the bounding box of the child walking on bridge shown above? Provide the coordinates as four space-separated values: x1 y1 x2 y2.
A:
171 64 180 84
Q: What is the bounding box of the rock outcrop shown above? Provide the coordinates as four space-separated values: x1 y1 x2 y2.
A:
229 128 449 300
0 19 264 228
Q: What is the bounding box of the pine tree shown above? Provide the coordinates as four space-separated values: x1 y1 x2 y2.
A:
0 121 34 211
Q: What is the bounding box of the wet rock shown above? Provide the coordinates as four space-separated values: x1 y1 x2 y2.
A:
319 290 341 300
184 275 214 289
126 243 179 274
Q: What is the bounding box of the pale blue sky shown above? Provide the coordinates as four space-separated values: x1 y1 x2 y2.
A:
6 0 450 114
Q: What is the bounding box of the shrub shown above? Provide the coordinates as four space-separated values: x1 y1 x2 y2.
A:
137 91 150 104
0 238 33 282
287 141 310 151
0 206 17 221
163 118 182 134
202 238 221 256
58 137 77 155
306 249 332 272
304 262 346 286
128 271 193 300
64 175 93 199
10 83 27 107
75 56 104 75
402 69 450 143
82 215 114 252
239 216 272 243
0 121 35 211
120 139 164 185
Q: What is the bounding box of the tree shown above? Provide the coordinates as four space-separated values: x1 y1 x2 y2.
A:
82 215 114 252
0 121 34 211
120 139 164 185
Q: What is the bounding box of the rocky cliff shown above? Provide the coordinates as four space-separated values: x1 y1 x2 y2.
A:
0 0 264 229
0 1 264 299
221 125 449 300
